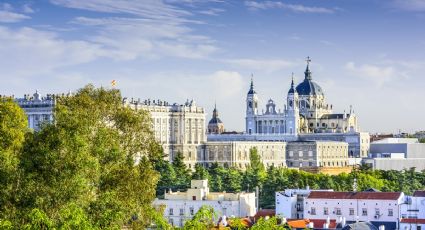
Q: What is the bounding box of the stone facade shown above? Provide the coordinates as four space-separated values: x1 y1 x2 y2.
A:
200 141 287 170
246 59 358 136
125 98 206 169
286 141 349 168
153 180 256 227
15 91 55 131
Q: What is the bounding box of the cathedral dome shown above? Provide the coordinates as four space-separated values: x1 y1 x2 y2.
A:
208 105 225 134
295 58 324 96
208 116 223 125
296 79 324 96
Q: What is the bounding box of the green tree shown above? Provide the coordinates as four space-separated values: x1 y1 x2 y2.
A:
172 152 191 191
183 206 217 230
23 209 54 230
250 217 287 230
192 163 210 180
261 167 290 208
243 147 266 192
151 150 177 197
18 85 164 228
0 98 28 219
209 163 227 192
224 167 242 193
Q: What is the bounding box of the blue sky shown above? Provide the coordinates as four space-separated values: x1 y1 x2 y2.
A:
1 0 424 133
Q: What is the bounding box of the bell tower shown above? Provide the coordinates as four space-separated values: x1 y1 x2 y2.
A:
246 76 258 134
286 74 299 135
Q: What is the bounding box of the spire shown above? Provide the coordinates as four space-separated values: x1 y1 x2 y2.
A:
213 102 218 118
291 72 295 88
304 56 312 80
248 74 256 94
288 72 296 94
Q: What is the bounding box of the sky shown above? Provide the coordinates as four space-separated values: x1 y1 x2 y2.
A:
0 0 424 134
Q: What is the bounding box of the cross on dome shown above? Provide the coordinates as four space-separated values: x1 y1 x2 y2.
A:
306 56 312 65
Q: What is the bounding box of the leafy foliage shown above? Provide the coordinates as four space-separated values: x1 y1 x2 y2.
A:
0 86 167 229
172 152 192 191
182 206 217 230
0 98 28 219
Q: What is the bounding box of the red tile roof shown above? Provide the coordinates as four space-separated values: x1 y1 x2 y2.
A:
308 219 337 229
307 191 402 200
253 209 275 219
413 191 425 197
401 218 425 224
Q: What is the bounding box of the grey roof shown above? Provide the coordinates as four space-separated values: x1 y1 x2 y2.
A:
248 78 256 94
296 79 324 96
208 117 223 125
288 76 296 94
341 222 378 230
321 114 349 119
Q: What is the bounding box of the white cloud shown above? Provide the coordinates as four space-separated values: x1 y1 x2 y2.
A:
51 0 191 19
392 0 425 11
112 70 246 130
345 62 397 86
225 58 297 73
199 8 226 16
0 3 31 23
0 26 104 78
22 4 35 14
245 1 336 14
52 0 218 60
0 10 30 23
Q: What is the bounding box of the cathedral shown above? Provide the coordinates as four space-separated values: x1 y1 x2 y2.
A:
246 58 358 135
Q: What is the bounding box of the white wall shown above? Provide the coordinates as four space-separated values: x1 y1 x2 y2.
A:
153 194 256 227
276 191 297 219
304 197 403 224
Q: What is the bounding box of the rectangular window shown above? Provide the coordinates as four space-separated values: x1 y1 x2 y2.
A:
311 207 316 215
324 207 329 215
308 151 313 157
180 208 184 216
336 208 342 215
362 208 367 216
169 218 174 226
289 151 293 157
169 208 174 216
349 208 354 216
388 209 393 217
375 208 380 216
299 151 303 157
190 207 194 215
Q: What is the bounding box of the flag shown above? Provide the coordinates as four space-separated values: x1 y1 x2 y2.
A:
111 80 116 87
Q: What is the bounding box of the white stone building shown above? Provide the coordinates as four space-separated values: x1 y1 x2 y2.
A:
400 191 425 230
286 141 349 168
363 138 425 171
245 58 358 136
125 98 206 169
303 191 405 229
275 188 334 219
200 141 287 169
15 91 55 131
208 58 370 158
153 180 256 227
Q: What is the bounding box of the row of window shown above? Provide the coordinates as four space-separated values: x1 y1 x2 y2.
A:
310 207 393 217
168 207 195 216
